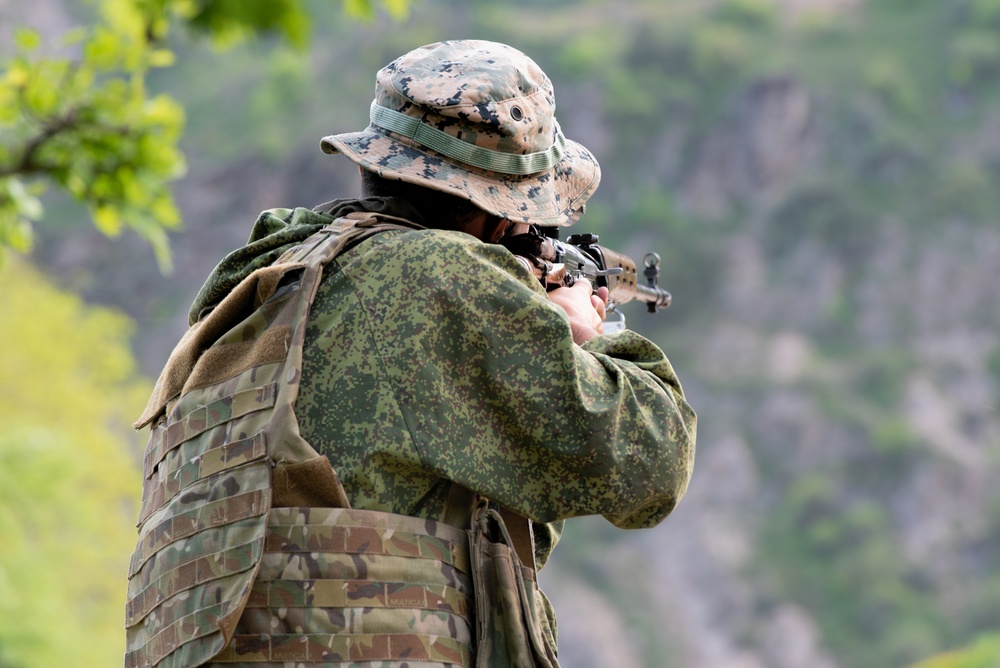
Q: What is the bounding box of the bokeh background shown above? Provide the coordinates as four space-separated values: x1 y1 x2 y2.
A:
2 0 999 666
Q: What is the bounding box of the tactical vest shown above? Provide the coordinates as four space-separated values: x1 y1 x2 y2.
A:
126 211 562 668
126 214 475 667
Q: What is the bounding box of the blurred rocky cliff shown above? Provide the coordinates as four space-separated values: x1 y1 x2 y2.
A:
18 0 1000 666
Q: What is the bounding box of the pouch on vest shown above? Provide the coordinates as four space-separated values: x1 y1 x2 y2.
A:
469 500 560 668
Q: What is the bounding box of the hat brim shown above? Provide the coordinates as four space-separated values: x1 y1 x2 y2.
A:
320 126 600 227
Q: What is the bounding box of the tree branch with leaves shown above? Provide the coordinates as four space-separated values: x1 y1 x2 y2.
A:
0 0 408 270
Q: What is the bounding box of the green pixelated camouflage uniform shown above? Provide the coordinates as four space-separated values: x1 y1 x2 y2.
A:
127 199 695 667
193 198 695 540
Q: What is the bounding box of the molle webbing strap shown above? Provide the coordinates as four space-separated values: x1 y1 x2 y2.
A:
263 524 470 573
213 633 471 665
130 488 270 578
245 578 469 615
207 507 474 667
126 538 263 628
137 432 267 527
142 384 277 481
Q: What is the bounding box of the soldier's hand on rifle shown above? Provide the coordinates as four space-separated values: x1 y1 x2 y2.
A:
548 279 609 344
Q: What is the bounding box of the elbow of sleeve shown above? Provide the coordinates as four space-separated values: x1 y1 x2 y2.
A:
606 414 696 531
604 470 691 530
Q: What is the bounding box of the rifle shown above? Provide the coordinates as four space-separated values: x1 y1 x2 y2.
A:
501 231 672 333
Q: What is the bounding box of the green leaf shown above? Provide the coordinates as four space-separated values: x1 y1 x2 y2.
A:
0 218 32 255
150 193 181 229
66 175 87 198
0 179 39 254
14 28 41 53
344 0 376 21
148 49 176 67
92 205 122 236
23 64 64 116
142 94 184 130
3 179 44 221
98 0 148 39
381 0 411 20
59 26 88 47
0 84 17 122
83 28 127 70
0 217 35 254
4 62 30 88
144 223 174 273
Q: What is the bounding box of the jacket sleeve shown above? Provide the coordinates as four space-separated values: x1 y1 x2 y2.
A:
346 229 696 529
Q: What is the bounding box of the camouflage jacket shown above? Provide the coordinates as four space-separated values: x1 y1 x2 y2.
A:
190 198 697 572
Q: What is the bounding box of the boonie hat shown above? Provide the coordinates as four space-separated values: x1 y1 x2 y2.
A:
320 40 601 227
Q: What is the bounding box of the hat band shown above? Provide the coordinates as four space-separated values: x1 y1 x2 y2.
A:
369 102 567 176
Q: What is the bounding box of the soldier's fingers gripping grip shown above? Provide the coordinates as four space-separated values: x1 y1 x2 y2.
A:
547 278 606 345
593 286 609 322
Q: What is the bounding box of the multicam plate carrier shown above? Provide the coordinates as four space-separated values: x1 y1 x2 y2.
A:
125 213 474 667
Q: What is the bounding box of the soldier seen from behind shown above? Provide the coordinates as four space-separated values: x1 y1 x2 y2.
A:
125 40 697 668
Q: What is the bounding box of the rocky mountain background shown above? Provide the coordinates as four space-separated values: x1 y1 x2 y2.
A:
10 0 1000 666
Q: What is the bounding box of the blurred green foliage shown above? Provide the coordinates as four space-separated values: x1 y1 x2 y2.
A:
0 258 149 667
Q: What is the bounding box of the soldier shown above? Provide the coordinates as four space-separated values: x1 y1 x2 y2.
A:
125 40 696 667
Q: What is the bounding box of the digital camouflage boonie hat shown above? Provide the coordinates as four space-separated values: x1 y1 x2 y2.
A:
320 40 601 227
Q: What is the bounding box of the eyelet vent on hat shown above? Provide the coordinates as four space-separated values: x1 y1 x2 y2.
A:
511 106 523 121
